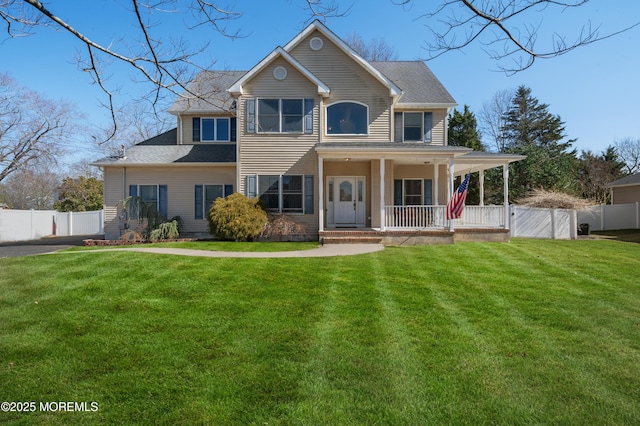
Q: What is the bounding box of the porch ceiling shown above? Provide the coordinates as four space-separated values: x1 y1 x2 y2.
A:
452 151 527 177
315 142 471 165
315 142 526 171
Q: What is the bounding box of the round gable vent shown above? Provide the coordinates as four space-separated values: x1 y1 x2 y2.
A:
309 37 323 51
273 66 287 80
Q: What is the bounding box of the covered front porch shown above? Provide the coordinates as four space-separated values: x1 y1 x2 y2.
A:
315 142 525 244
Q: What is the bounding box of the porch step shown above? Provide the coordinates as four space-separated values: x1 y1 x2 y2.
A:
320 230 383 244
321 236 383 244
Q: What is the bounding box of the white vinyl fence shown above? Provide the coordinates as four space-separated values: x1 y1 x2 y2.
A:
0 209 104 242
510 203 640 239
510 206 577 239
577 203 640 232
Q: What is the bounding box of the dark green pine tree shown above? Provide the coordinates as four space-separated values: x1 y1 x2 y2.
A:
578 146 626 204
448 105 485 204
501 86 579 199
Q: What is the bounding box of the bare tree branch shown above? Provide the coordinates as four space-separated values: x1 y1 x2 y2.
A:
400 0 640 74
1 0 246 143
0 73 75 182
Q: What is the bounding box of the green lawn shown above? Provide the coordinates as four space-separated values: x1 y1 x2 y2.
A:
1 237 639 425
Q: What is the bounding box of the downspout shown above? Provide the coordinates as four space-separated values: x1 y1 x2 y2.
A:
178 113 183 145
123 167 127 199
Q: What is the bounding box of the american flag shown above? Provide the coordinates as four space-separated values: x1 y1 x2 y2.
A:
446 173 470 220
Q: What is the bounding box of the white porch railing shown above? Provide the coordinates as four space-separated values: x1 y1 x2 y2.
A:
384 205 505 229
384 205 446 228
453 206 505 228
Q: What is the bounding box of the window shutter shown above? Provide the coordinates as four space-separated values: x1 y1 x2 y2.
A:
304 175 314 214
246 99 256 133
304 99 314 134
393 180 403 205
230 117 237 142
246 175 257 198
129 185 137 197
192 117 201 142
394 112 403 142
423 179 433 205
195 185 203 219
423 112 433 143
159 185 168 219
224 184 233 197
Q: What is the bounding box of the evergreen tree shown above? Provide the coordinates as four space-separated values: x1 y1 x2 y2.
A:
578 146 626 204
448 105 484 151
501 86 579 199
54 176 104 212
448 105 485 204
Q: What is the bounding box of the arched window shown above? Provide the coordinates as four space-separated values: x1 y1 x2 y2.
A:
326 102 368 135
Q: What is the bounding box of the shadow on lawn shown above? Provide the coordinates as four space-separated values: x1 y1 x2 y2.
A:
590 230 640 244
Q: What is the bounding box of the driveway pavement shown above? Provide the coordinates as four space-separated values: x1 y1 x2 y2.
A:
0 236 94 258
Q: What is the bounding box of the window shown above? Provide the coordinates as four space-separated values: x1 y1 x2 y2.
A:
129 184 168 219
192 117 235 142
327 102 368 135
394 112 433 142
257 175 303 213
393 179 433 206
247 99 314 133
195 184 233 219
246 174 314 214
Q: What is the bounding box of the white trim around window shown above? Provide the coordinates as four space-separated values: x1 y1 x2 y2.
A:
325 101 369 135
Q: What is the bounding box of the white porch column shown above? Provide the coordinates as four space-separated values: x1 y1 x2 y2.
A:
448 158 454 231
503 163 510 229
318 156 324 232
479 169 485 206
380 158 386 231
433 162 439 205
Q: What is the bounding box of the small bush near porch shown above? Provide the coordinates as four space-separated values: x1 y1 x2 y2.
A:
1 237 639 424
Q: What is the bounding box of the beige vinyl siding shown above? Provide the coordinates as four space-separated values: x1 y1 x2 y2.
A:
103 167 125 239
613 186 640 204
392 163 448 205
238 57 320 188
102 165 236 239
394 108 448 146
179 113 236 145
288 30 392 141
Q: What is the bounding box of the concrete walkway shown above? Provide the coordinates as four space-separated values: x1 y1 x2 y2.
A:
70 243 385 258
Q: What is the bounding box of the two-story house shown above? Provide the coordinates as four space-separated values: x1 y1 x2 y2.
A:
93 20 524 244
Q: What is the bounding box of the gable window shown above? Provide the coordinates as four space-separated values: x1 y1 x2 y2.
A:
193 117 235 142
327 102 368 135
194 184 233 219
394 112 433 143
393 179 433 206
246 174 314 214
129 184 168 219
247 99 314 133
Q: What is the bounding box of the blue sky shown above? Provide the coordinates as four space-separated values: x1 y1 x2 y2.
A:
2 0 639 163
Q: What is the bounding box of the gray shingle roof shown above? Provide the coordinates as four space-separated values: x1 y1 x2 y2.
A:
135 128 178 145
371 61 456 106
606 173 640 187
168 70 247 114
92 134 236 166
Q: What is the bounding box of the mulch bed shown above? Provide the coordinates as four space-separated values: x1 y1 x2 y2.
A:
83 238 195 246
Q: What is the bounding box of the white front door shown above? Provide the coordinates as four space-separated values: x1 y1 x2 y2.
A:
335 177 357 224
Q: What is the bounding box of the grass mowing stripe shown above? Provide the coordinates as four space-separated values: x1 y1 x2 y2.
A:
1 238 639 424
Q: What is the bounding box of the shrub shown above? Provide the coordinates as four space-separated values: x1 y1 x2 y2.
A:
260 214 307 241
150 220 180 242
207 193 267 241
